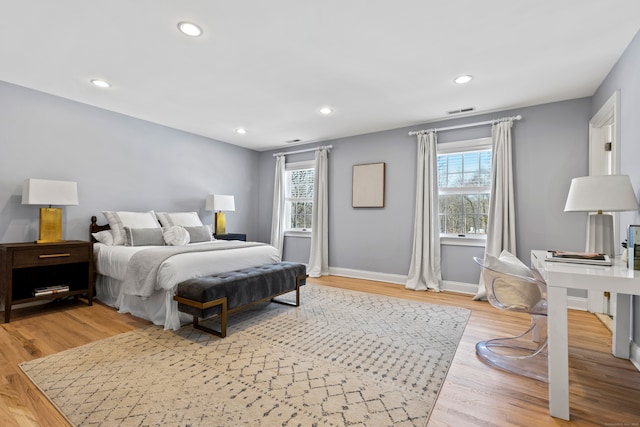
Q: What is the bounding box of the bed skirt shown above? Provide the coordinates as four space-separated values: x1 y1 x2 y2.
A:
95 275 190 330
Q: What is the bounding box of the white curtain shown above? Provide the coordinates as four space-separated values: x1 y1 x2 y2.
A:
270 154 286 258
308 147 329 277
406 131 442 291
474 119 517 300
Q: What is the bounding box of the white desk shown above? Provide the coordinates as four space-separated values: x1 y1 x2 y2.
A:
531 250 640 420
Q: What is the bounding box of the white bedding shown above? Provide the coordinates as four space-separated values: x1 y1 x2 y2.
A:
94 241 280 330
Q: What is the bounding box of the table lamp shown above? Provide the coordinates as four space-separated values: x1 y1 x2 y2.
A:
205 194 235 235
22 178 79 243
564 175 639 257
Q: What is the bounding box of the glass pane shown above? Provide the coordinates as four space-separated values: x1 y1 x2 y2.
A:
439 192 489 235
480 151 491 172
290 169 315 198
479 151 492 185
289 201 313 229
438 149 492 189
464 152 479 173
447 154 462 173
437 157 447 187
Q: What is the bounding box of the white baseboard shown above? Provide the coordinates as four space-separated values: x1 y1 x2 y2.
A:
327 266 588 310
328 267 406 285
441 280 477 295
567 296 589 311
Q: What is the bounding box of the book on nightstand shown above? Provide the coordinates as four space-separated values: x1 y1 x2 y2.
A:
545 250 612 266
33 285 70 296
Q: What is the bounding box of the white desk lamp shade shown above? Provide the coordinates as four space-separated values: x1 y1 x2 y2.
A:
21 178 79 243
564 175 638 213
564 175 639 256
22 179 79 206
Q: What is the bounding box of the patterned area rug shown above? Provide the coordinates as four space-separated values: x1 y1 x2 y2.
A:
20 284 470 426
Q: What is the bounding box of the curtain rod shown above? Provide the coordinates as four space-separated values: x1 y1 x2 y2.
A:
408 115 522 136
273 144 333 157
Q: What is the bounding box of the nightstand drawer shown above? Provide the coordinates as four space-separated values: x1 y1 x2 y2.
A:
12 245 89 268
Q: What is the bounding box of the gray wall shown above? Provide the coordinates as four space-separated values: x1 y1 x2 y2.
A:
257 98 592 286
592 30 640 343
1 78 594 294
0 81 260 243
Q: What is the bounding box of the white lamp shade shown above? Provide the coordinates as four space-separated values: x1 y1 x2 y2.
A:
205 194 235 212
564 175 638 212
22 179 78 206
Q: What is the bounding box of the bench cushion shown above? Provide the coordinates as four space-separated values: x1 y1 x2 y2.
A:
176 261 306 318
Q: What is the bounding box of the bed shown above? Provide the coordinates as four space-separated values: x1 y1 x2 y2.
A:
90 213 280 330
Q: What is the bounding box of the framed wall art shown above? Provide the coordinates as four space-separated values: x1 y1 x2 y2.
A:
352 162 385 208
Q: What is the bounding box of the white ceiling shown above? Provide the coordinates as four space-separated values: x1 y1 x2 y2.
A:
2 1 640 151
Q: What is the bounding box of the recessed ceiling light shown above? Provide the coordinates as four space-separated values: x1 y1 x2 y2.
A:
178 21 202 37
235 128 247 135
454 75 473 84
90 79 111 88
319 107 333 115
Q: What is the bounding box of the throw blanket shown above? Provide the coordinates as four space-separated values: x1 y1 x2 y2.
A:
122 241 265 298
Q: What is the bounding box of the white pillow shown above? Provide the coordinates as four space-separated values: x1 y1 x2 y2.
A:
102 211 160 245
92 230 114 246
485 251 542 311
484 251 535 279
163 225 191 246
155 212 204 227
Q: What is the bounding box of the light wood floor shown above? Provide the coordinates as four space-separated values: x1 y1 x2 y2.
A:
1 277 639 426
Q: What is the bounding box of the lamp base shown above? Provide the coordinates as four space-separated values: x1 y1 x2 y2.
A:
586 213 614 257
36 208 62 243
37 207 63 243
215 212 226 235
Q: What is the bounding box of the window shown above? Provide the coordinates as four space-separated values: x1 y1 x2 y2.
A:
437 138 492 240
285 160 315 234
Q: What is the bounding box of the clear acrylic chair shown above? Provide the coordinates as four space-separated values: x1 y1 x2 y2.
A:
473 251 548 382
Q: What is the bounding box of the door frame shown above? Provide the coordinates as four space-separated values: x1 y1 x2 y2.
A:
587 90 621 314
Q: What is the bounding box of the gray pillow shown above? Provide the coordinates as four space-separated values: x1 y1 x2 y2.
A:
183 225 212 243
124 227 166 246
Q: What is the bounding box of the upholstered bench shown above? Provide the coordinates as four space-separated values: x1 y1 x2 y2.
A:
173 262 307 337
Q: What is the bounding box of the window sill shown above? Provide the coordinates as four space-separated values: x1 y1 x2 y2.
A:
284 230 311 238
440 236 486 247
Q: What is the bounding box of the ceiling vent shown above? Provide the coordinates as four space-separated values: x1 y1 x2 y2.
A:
285 139 302 144
447 107 475 115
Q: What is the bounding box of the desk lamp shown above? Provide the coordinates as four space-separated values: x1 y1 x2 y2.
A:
22 178 79 243
205 194 235 235
564 175 638 257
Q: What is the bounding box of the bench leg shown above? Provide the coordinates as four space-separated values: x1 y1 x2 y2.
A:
192 297 227 338
271 274 306 307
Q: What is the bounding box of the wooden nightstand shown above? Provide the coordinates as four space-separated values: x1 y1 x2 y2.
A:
214 233 247 241
0 240 94 323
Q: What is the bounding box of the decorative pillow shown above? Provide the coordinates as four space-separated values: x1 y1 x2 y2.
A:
485 251 542 311
92 230 114 246
484 251 535 279
155 212 204 227
163 225 191 246
102 211 160 245
183 225 213 243
123 227 165 246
